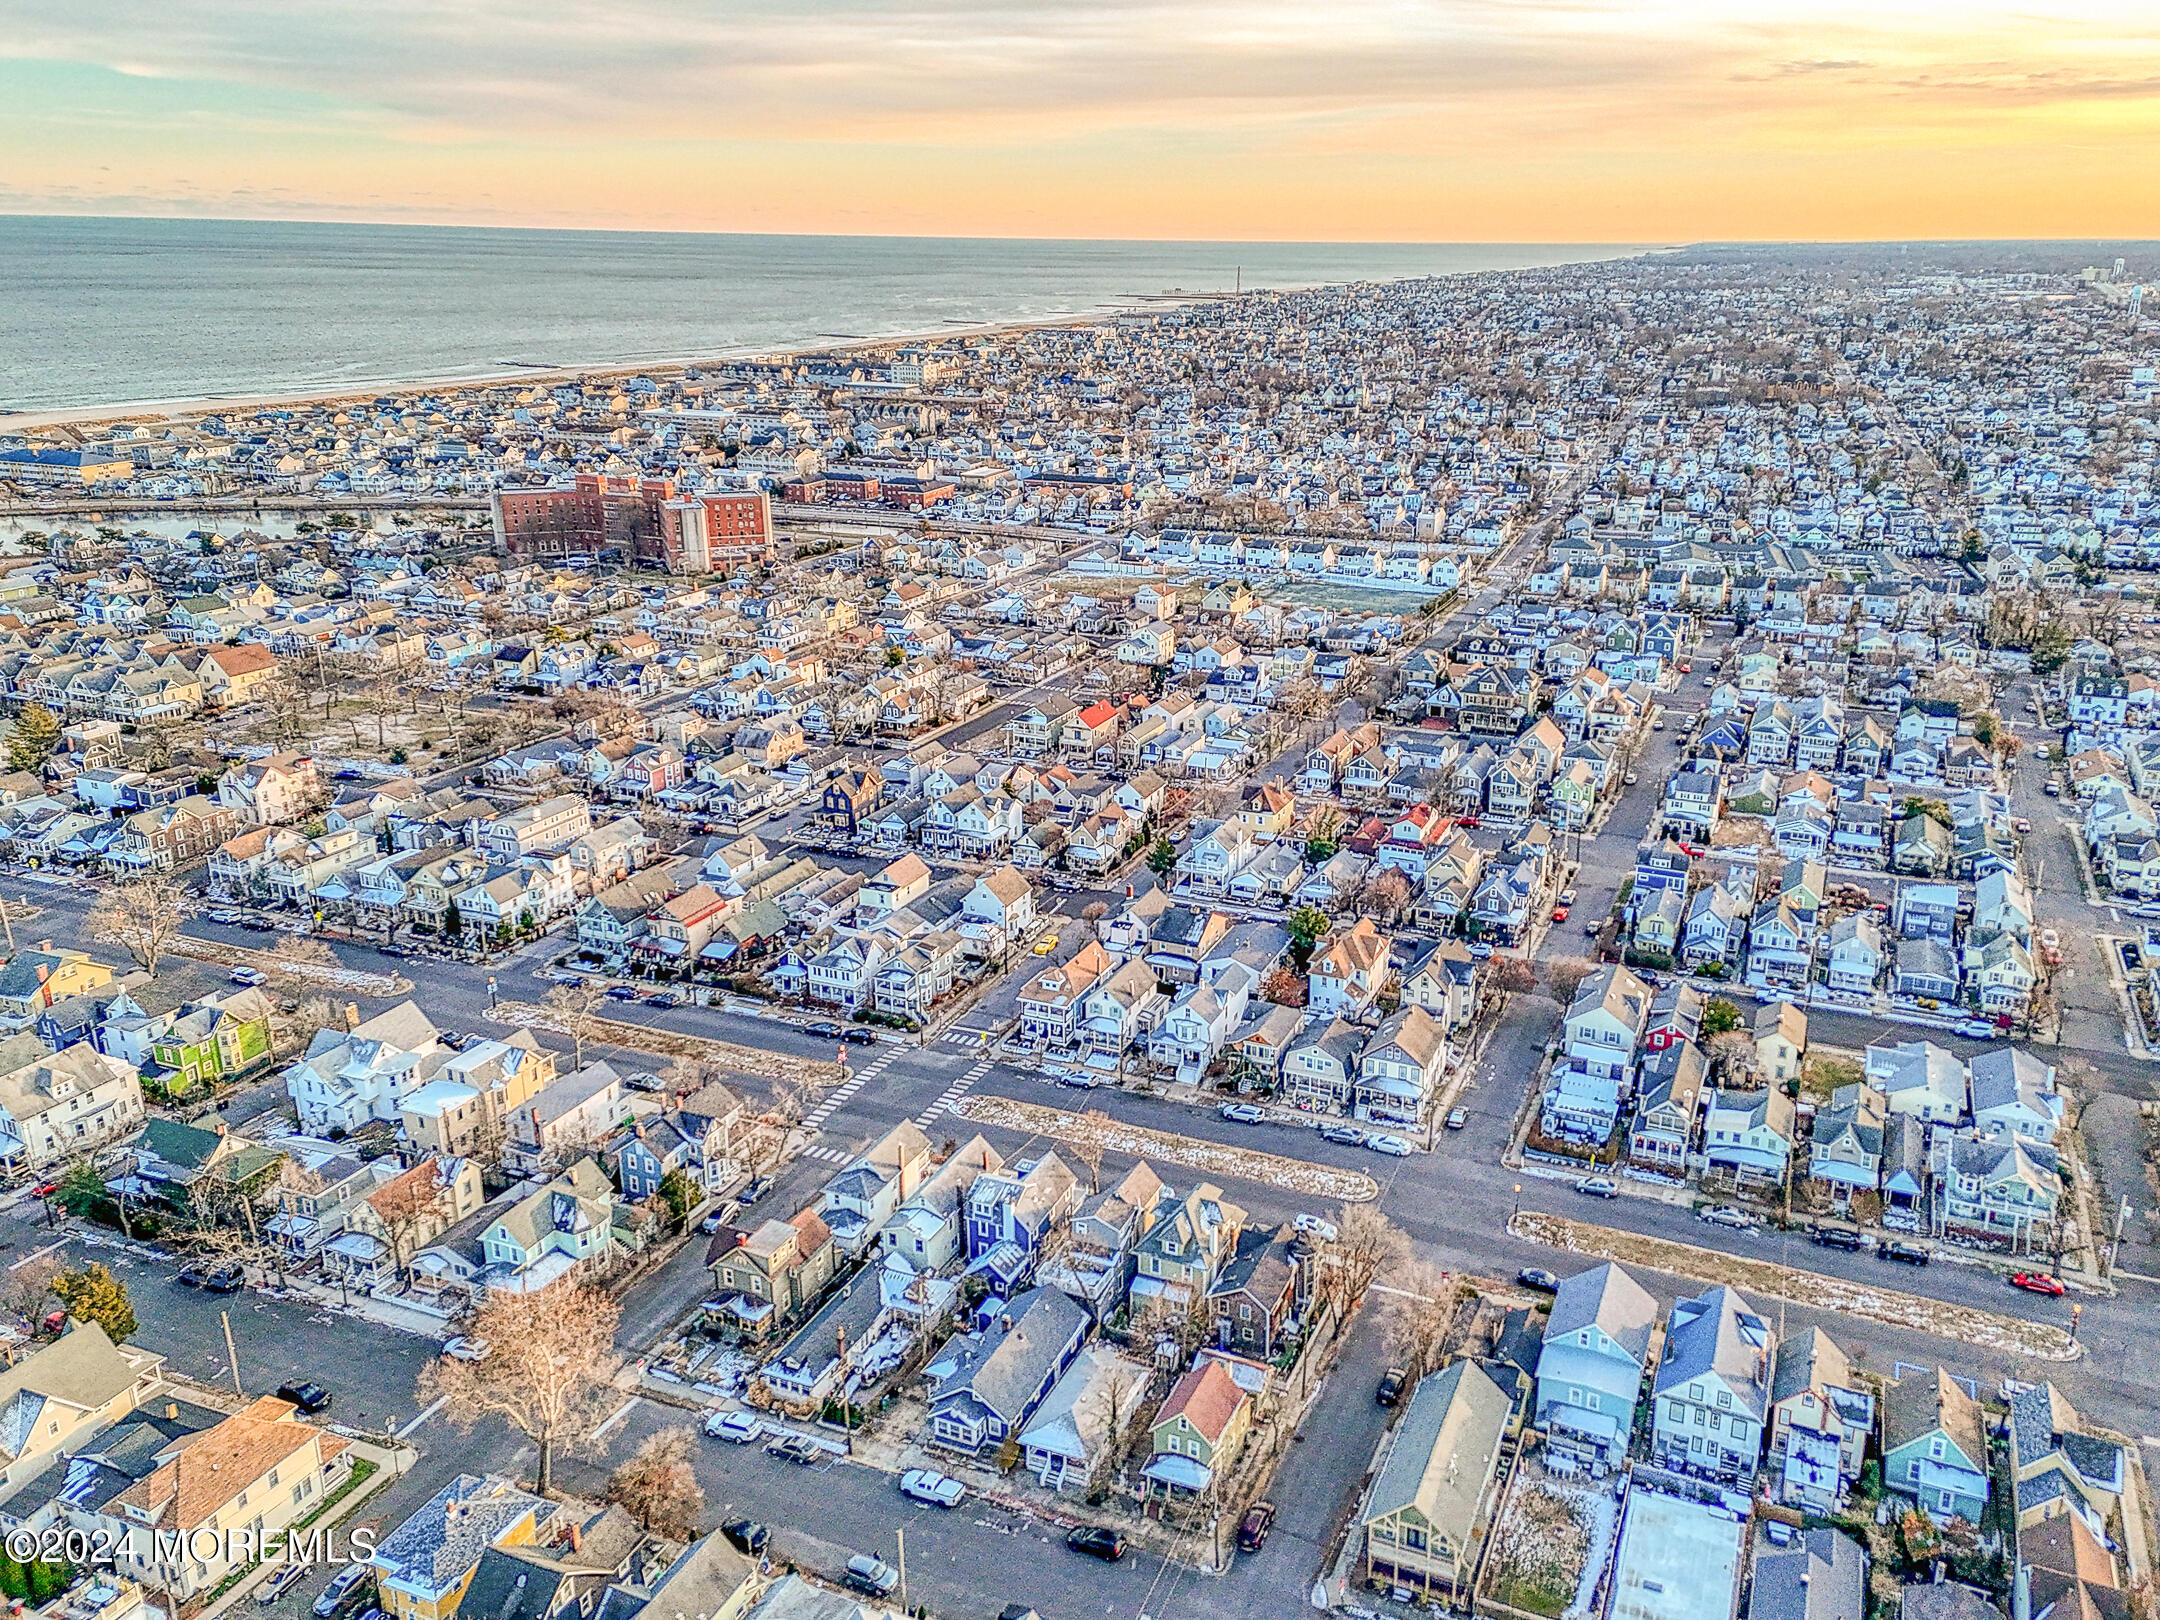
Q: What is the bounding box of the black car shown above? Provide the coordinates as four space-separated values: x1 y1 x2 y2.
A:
1065 1526 1126 1563
805 1021 842 1038
1516 1267 1561 1293
276 1381 333 1414
720 1519 769 1557
176 1263 209 1287
644 992 683 1008
1235 1502 1275 1552
1882 1240 1932 1266
840 1029 878 1046
1376 1367 1407 1407
1812 1225 1863 1251
201 1264 244 1294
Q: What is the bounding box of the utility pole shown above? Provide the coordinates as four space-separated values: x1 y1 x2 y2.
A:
221 1311 244 1398
0 891 12 952
896 1527 906 1615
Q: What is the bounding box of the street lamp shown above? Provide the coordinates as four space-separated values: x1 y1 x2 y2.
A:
1511 1182 1521 1221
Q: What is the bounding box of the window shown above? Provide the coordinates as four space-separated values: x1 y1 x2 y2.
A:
1403 1528 1426 1553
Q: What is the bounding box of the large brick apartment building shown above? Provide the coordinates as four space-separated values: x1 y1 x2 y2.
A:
492 472 772 573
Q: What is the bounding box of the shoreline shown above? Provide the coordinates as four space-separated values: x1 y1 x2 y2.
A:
0 301 1172 434
3 245 1655 433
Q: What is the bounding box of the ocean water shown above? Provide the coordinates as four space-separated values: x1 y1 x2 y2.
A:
0 216 1645 414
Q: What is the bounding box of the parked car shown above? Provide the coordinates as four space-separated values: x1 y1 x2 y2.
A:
1698 1206 1756 1231
1365 1134 1414 1157
805 1021 842 1038
1293 1213 1339 1242
1236 1502 1276 1553
1517 1267 1561 1293
1056 1072 1104 1089
1622 771 1640 785
720 1519 769 1556
229 966 267 987
1032 933 1060 956
765 1433 822 1465
1575 1177 1619 1199
259 1562 311 1603
739 1175 772 1205
1456 815 1480 829
841 1029 878 1046
313 1567 372 1618
1318 1125 1366 1148
1376 1367 1408 1407
899 1469 966 1508
1219 1103 1267 1125
1065 1527 1127 1563
623 1071 666 1093
706 1410 763 1444
1469 941 1495 960
644 992 683 1009
276 1380 332 1414
1445 1108 1468 1131
1956 1020 2000 1039
441 1336 490 1361
1811 1226 1862 1251
699 1209 729 1235
605 986 640 1001
2011 1272 2066 1297
843 1556 900 1598
1559 888 1577 905
1881 1240 1932 1266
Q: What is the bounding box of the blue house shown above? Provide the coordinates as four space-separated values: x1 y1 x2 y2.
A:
963 1152 1081 1267
926 1286 1090 1455
1535 1262 1658 1465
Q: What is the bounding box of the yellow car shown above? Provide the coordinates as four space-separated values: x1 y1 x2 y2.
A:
1032 933 1060 955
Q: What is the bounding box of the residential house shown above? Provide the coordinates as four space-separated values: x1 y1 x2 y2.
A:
926 1286 1091 1456
1535 1262 1657 1465
1142 1358 1252 1500
1649 1285 1774 1485
1358 1362 1513 1603
1883 1369 1990 1525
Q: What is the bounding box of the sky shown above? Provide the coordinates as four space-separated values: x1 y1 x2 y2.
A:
2 0 2158 240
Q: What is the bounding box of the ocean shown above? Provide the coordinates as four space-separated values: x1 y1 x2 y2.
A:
0 216 1645 415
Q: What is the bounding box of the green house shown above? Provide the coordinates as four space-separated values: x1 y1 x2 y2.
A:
1883 1368 1990 1525
147 989 275 1095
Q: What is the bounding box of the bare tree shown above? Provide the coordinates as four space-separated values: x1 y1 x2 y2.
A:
1542 956 1596 1006
1487 956 1538 996
367 1164 450 1286
607 1426 706 1539
747 1077 812 1179
2 1253 63 1328
86 873 191 978
417 1280 624 1494
1382 1260 1460 1381
1069 1109 1109 1194
1707 1029 1761 1086
541 981 608 1068
1322 1203 1409 1311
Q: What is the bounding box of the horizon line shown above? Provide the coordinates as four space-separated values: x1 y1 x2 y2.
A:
9 209 2157 250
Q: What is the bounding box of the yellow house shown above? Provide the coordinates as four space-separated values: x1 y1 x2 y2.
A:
371 1475 548 1620
0 945 116 1019
1361 1362 1512 1601
0 1319 165 1496
105 1395 354 1600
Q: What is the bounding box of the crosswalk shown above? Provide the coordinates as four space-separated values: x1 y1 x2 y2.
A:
916 1058 994 1129
801 1046 899 1131
938 1028 997 1048
799 1144 853 1164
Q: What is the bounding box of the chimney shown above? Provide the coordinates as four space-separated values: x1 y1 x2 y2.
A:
344 1002 361 1032
567 1522 581 1554
164 1403 178 1420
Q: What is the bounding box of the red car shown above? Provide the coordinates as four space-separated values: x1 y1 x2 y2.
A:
1551 905 1571 923
28 1181 59 1199
2011 1272 2066 1298
1456 815 1480 829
